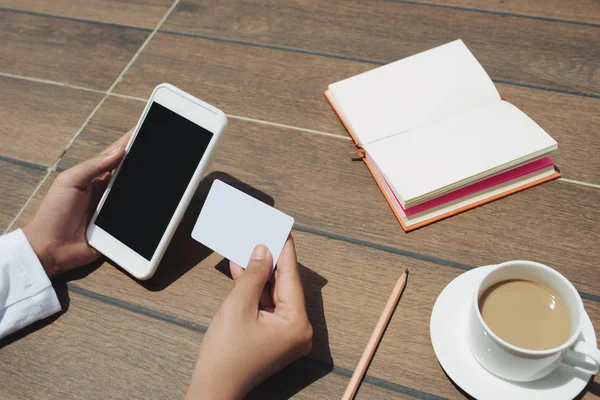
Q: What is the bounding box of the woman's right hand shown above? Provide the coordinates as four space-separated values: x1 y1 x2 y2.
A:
186 236 313 400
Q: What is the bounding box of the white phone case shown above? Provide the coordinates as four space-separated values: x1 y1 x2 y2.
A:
87 83 227 280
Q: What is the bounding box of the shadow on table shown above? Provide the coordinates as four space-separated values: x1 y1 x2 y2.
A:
442 365 600 399
577 379 600 399
110 172 274 291
244 263 334 399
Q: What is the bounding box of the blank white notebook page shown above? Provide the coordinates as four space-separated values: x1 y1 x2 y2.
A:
364 101 557 205
328 40 500 145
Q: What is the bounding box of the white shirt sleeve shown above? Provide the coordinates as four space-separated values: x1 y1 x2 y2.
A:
0 229 61 339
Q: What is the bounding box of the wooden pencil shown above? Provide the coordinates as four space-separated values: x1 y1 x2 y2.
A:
341 269 409 400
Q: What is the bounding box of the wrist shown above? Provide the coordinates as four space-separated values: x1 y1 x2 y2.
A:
187 363 246 400
23 223 58 278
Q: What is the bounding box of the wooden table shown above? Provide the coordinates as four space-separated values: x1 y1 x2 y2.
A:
0 1 598 398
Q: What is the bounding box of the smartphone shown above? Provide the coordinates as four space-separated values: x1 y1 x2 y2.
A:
87 83 227 280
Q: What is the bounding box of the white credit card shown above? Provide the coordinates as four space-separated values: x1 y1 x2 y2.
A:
191 179 294 269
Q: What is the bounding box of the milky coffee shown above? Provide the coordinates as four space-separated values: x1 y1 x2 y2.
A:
478 279 571 350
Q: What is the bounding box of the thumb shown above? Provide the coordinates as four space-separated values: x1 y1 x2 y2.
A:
59 146 125 189
233 245 273 310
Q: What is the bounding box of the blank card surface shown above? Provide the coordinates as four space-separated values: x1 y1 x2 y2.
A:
328 40 500 145
191 180 294 269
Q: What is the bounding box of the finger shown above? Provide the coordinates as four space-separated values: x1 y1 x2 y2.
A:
92 171 112 187
92 171 112 206
232 245 273 311
259 282 275 311
101 129 134 156
229 261 244 280
273 235 306 314
59 146 125 189
230 260 275 310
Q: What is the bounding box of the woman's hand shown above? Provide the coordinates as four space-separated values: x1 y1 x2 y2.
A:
23 130 132 278
186 236 313 400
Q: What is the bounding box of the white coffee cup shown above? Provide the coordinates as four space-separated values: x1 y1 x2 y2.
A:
468 260 600 382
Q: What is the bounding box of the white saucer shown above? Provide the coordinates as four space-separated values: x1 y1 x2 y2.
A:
430 265 596 400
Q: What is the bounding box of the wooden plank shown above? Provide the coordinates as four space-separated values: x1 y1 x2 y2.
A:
0 77 102 165
12 170 600 399
161 0 600 95
55 96 600 296
0 292 407 400
0 10 148 90
409 0 600 25
1 0 173 29
0 161 45 231
114 33 600 185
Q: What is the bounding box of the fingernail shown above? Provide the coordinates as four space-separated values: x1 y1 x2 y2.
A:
251 244 268 260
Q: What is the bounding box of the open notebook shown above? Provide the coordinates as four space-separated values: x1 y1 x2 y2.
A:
325 40 559 231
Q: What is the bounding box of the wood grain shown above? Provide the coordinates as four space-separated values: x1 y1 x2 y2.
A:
161 0 600 95
0 77 102 165
1 0 173 29
114 33 600 185
0 161 45 232
410 0 600 25
0 10 148 90
0 292 410 400
56 96 600 296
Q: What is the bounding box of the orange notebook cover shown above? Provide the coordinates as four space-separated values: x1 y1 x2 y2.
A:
324 90 561 232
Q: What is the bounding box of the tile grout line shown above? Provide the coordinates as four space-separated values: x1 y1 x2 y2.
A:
1 80 598 191
0 72 107 95
3 0 182 234
102 0 182 95
3 169 52 235
558 178 600 190
66 283 443 400
57 0 183 156
225 115 350 141
0 72 351 142
106 92 351 141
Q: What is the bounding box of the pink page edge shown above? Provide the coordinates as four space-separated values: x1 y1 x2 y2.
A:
369 156 554 218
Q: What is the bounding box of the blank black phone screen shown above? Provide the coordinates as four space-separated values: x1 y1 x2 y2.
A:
95 102 213 260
